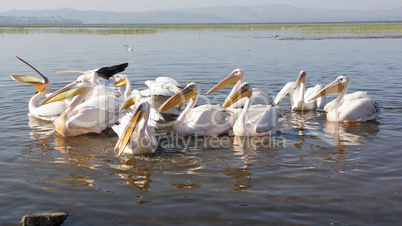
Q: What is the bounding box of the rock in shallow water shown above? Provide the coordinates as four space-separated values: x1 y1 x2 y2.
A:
20 212 68 226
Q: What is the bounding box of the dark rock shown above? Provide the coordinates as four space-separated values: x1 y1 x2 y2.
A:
19 212 68 226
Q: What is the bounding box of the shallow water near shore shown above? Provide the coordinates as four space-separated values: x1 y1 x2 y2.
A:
0 27 401 224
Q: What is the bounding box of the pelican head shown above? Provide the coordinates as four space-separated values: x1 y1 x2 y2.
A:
309 75 349 101
75 70 99 84
205 69 244 95
110 74 128 87
39 79 90 105
157 82 199 113
221 82 252 110
11 56 49 92
293 70 306 90
114 101 150 156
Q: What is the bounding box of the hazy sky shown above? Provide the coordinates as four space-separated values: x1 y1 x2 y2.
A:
1 0 401 12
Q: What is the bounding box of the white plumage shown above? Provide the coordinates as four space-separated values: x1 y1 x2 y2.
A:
158 82 232 136
222 82 284 136
113 100 157 157
275 70 326 110
40 74 119 137
309 75 381 122
11 56 68 121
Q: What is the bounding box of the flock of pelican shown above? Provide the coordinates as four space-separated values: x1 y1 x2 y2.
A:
12 57 382 160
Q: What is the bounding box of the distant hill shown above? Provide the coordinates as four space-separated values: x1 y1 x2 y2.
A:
0 5 401 24
0 15 82 25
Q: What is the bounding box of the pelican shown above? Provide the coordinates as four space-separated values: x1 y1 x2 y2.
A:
113 100 157 157
221 82 284 137
206 69 275 108
309 75 381 122
40 78 119 137
110 74 182 115
157 82 231 136
11 56 68 121
275 70 326 111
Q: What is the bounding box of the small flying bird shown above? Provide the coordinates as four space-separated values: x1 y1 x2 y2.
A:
123 45 133 52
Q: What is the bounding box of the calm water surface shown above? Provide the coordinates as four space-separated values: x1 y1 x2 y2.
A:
0 28 401 225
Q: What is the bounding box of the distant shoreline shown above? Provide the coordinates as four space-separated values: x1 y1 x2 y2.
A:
1 22 402 36
1 21 402 26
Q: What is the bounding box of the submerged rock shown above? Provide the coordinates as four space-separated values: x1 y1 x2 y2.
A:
19 212 68 226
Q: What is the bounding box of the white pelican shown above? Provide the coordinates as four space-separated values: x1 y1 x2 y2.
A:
309 75 381 122
110 74 182 115
157 82 232 136
11 56 68 121
206 69 275 108
113 100 157 157
40 78 119 136
275 70 326 111
221 82 284 137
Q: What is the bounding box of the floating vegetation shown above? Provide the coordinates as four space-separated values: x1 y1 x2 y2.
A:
298 23 402 34
0 25 158 35
0 23 401 35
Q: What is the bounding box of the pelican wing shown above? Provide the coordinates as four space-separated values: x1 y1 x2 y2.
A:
305 84 326 108
67 107 109 130
274 82 294 105
31 101 68 119
324 91 368 112
96 62 128 80
155 77 182 87
185 104 231 136
252 106 281 133
140 87 174 97
80 95 119 113
72 95 119 128
339 97 381 122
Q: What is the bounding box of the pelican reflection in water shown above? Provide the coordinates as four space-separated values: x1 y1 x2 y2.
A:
323 121 380 146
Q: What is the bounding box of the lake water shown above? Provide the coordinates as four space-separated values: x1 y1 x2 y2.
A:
1 27 402 225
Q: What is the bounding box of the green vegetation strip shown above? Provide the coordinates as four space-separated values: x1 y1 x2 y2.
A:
1 23 401 34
